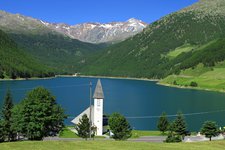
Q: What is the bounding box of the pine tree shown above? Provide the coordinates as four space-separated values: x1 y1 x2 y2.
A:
108 113 132 140
1 90 15 141
173 111 187 139
157 112 169 134
75 114 91 140
165 121 182 143
201 121 219 141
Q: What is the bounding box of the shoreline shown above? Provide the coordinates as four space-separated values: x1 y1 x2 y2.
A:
157 82 225 93
56 74 159 82
0 76 55 82
1 75 225 93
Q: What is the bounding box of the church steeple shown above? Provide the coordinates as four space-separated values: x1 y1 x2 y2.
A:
93 79 104 99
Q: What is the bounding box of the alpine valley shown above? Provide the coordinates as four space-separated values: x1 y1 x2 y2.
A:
1 0 225 92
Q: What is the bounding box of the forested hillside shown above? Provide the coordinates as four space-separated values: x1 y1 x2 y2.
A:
9 33 105 74
80 0 225 79
0 30 54 79
0 10 106 74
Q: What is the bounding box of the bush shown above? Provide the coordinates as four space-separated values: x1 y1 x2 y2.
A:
165 132 182 143
173 80 177 85
190 81 198 87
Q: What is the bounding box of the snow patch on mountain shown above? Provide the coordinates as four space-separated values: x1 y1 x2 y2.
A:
42 18 148 43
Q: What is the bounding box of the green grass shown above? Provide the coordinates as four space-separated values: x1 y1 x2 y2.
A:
59 127 79 138
160 63 225 92
167 44 197 59
59 127 105 139
131 130 167 138
0 140 225 150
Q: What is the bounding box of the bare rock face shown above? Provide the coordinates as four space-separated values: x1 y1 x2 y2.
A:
42 18 148 43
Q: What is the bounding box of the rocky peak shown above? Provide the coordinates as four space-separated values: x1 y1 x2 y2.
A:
44 18 148 43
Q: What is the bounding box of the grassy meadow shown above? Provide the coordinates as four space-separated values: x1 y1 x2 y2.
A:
1 140 225 150
160 63 225 92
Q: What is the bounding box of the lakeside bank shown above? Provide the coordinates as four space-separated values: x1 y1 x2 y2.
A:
56 74 225 93
1 74 225 93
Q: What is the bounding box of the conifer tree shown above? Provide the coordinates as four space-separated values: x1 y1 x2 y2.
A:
108 113 132 140
201 121 219 141
2 90 15 141
75 114 91 140
157 112 169 134
173 111 187 139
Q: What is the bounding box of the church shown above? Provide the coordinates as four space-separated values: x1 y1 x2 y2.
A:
71 79 107 136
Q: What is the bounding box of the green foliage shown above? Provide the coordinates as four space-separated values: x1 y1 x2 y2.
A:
1 90 16 141
201 121 219 141
165 132 182 143
157 112 169 133
108 113 132 140
190 81 198 87
0 29 54 79
164 120 183 143
11 87 66 140
165 121 182 143
0 120 4 142
173 111 187 139
9 33 105 74
75 114 91 140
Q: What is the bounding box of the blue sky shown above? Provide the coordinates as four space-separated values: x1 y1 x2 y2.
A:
1 0 198 25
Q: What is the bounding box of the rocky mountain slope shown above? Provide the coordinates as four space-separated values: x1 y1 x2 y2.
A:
43 18 147 43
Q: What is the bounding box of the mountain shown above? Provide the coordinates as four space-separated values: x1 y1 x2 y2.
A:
0 10 147 44
41 18 147 43
0 29 54 79
0 10 105 73
0 10 147 73
80 0 225 79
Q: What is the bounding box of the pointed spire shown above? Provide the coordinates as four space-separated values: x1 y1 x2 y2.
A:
93 79 104 99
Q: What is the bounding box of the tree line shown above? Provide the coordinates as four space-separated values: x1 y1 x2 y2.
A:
0 29 55 79
0 87 66 142
157 111 222 142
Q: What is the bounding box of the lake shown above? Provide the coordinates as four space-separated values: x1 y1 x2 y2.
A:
1 77 225 132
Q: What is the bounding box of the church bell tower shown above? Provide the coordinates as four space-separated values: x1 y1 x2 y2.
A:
93 79 104 136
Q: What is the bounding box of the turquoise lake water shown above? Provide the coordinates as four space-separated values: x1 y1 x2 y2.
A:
1 77 225 131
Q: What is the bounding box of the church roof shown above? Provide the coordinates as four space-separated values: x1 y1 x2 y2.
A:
93 79 104 99
71 105 94 125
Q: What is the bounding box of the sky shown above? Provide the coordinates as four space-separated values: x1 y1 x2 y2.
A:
0 0 198 25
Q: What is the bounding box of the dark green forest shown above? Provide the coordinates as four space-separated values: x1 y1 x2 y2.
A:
0 29 54 79
9 33 106 74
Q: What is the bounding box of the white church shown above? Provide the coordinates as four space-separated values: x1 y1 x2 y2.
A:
71 79 106 136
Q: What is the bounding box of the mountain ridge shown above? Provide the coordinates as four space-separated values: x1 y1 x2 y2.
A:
0 10 147 43
41 18 147 43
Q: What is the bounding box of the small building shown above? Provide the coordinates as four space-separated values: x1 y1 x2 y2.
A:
71 79 107 136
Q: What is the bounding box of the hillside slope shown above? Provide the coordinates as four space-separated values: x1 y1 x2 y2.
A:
0 30 54 79
80 0 225 78
0 10 105 74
